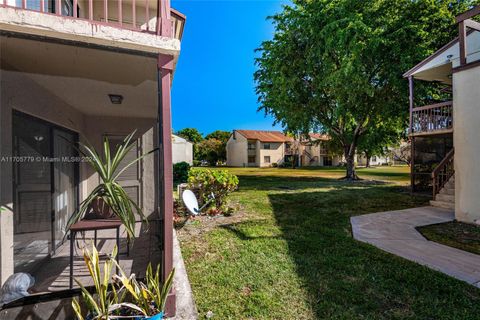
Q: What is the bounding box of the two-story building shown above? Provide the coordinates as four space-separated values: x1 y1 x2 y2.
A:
226 130 292 167
404 5 480 218
0 0 184 317
226 130 343 168
298 133 342 167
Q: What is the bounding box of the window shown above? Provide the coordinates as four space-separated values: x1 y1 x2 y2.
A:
263 143 271 150
320 143 328 155
323 156 333 166
264 156 271 163
372 156 377 162
248 156 256 163
248 143 256 150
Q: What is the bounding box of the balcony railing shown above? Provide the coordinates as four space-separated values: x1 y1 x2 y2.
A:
410 101 453 136
1 0 185 38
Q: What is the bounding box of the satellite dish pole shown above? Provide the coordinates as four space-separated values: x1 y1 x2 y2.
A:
182 190 216 216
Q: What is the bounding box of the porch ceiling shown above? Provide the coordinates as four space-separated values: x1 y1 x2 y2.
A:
0 35 159 118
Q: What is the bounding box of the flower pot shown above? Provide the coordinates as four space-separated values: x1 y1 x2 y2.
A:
134 312 164 319
85 197 115 219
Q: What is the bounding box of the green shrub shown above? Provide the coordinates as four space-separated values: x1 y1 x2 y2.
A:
187 168 239 212
173 162 191 183
193 160 202 167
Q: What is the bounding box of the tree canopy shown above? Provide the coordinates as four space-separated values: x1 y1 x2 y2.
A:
175 128 203 144
255 0 476 178
205 130 231 144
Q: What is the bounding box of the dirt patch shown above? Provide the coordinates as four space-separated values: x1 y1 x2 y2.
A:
176 201 248 242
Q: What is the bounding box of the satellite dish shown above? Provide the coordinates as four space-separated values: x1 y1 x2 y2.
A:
182 190 216 216
182 190 200 216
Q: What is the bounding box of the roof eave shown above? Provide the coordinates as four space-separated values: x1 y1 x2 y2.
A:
403 36 460 78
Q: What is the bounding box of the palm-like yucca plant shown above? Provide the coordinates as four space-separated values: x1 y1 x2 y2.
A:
72 245 144 320
113 262 174 317
66 131 156 239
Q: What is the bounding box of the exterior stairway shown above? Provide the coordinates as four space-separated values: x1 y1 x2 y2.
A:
430 175 455 210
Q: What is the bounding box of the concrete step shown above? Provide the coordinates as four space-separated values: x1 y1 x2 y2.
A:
430 200 455 210
440 188 455 195
436 193 455 202
444 182 455 189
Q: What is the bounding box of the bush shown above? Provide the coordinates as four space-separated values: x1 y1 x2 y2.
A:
173 162 191 183
280 161 292 168
187 168 239 212
193 160 202 167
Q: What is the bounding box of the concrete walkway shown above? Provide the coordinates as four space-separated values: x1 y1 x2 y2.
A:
351 206 480 287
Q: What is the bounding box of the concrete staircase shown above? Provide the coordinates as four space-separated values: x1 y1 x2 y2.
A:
430 175 455 210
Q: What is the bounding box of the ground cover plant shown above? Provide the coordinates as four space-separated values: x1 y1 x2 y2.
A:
178 166 480 319
418 221 480 255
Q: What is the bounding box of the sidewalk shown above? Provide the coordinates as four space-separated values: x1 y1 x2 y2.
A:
351 206 480 287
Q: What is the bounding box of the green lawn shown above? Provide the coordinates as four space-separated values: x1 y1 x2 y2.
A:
178 166 480 319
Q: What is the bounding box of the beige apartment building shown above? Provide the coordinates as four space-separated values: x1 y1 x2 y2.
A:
226 130 342 168
226 130 291 167
0 1 184 317
299 133 342 167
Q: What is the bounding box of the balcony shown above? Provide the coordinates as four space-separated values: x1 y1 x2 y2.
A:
0 0 185 54
410 101 453 136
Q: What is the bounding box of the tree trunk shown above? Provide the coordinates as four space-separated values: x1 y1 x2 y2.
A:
365 154 371 168
343 145 360 180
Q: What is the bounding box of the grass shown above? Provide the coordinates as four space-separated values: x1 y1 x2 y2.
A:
178 166 480 319
418 221 480 255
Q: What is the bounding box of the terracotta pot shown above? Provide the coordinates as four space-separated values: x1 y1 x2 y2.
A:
86 197 115 219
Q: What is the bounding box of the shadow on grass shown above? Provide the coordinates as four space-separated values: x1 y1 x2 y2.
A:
237 175 392 192
258 186 480 319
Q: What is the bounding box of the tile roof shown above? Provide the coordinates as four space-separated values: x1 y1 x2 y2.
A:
308 133 330 141
235 130 293 142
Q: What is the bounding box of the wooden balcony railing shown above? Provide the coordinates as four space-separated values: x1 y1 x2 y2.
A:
432 148 454 199
410 101 453 136
1 0 185 38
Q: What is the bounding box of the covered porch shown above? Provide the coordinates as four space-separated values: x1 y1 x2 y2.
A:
0 31 175 315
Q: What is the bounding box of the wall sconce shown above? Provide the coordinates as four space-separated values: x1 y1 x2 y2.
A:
108 94 123 104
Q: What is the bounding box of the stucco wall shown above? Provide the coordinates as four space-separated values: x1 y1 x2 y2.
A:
258 142 284 167
298 142 342 167
172 137 193 165
453 66 480 223
356 155 389 166
226 133 248 167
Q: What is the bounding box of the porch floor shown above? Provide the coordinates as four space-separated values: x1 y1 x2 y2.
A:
351 206 480 286
30 221 161 293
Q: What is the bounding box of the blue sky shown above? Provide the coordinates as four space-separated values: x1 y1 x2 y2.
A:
170 0 289 136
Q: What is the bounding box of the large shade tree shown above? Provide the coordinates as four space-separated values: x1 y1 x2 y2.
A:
255 0 476 179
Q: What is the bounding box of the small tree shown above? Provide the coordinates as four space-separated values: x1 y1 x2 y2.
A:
197 138 224 166
205 130 231 143
391 141 412 166
357 120 404 167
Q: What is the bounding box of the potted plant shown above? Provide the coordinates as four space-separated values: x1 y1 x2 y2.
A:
66 131 157 239
113 263 174 319
72 245 174 320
